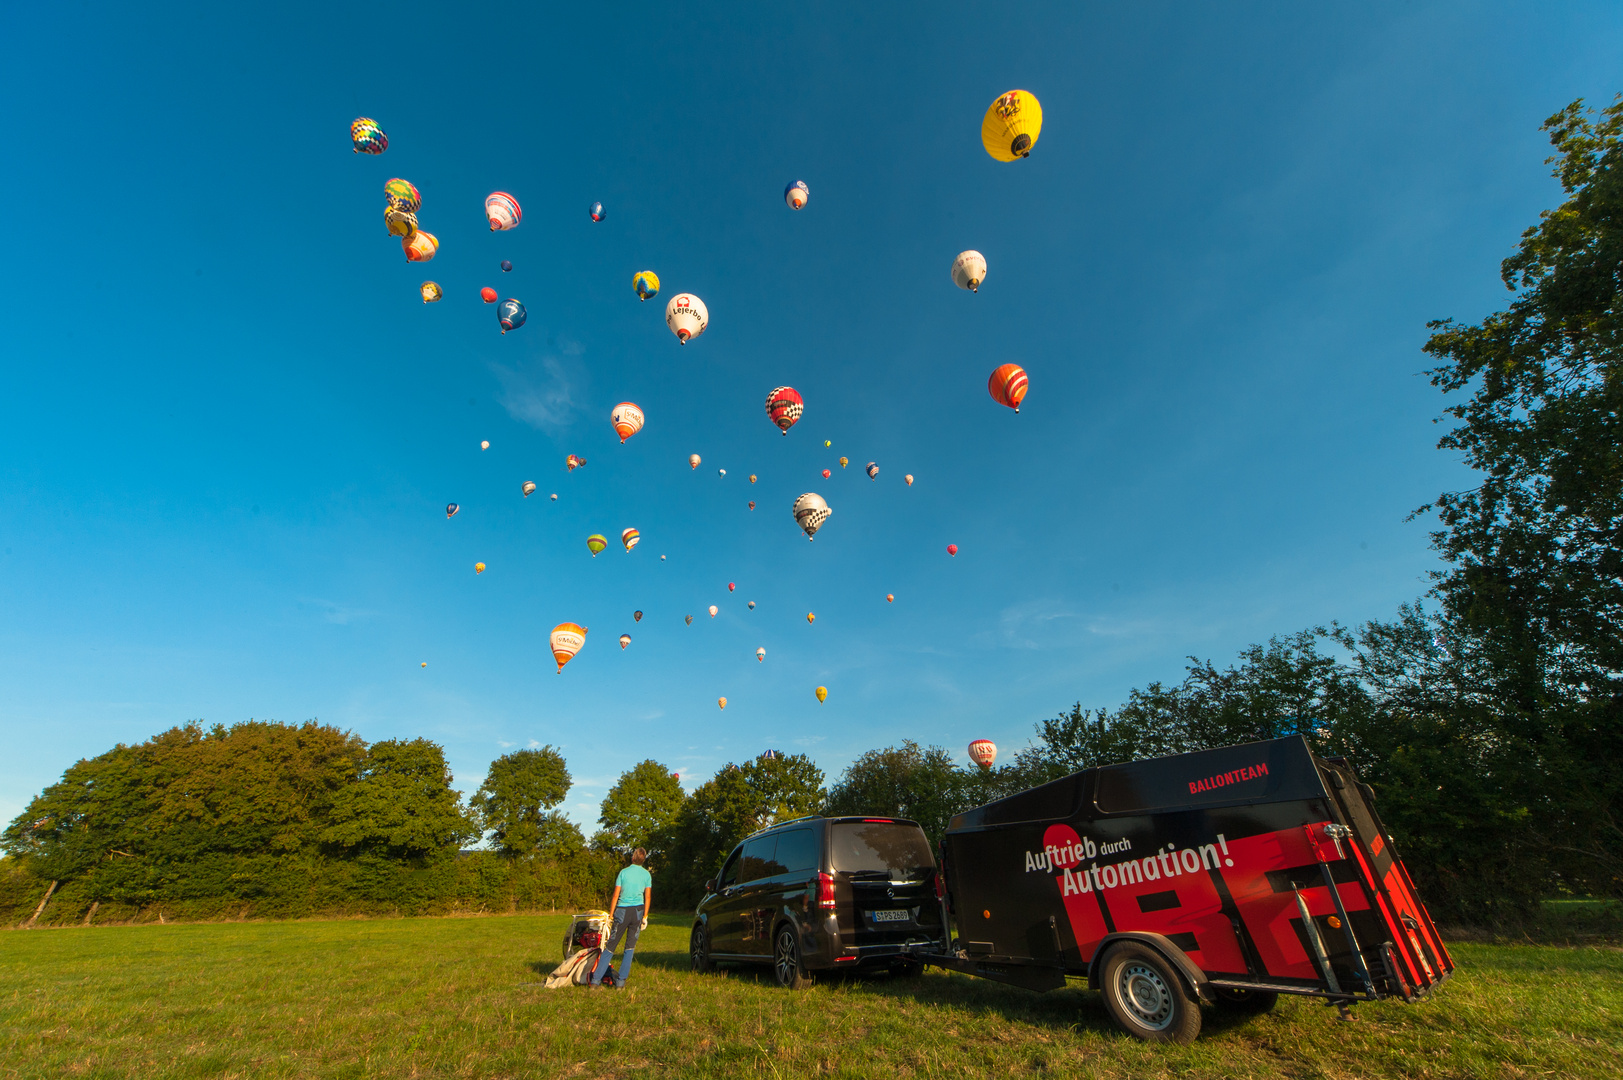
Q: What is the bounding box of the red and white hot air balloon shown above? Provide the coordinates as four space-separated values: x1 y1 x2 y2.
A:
550 623 587 673
988 363 1029 412
484 191 522 231
666 293 708 344
764 386 804 435
969 739 997 769
611 402 645 443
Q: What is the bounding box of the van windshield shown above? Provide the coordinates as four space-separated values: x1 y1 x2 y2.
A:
830 821 934 878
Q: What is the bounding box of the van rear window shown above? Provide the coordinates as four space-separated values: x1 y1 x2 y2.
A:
830 822 934 877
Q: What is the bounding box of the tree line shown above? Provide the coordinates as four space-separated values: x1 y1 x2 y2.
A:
6 97 1622 928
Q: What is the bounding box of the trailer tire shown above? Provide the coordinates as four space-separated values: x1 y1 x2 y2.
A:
1099 942 1202 1044
1214 987 1278 1014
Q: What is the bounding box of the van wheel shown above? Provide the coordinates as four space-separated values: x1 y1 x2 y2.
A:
773 927 815 990
1099 942 1201 1044
689 925 714 974
1215 987 1278 1014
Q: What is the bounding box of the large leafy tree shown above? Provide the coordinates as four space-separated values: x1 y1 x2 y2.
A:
824 741 968 848
470 747 572 857
598 760 684 859
322 739 477 861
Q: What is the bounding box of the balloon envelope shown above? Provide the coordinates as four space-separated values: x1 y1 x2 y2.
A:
689 454 700 469
839 457 848 469
350 117 387 154
815 686 828 703
866 462 879 479
634 610 643 622
622 527 640 552
905 474 914 486
590 201 604 221
522 481 537 497
886 594 894 602
981 90 1043 161
611 401 645 443
481 287 497 303
587 534 608 557
484 191 521 231
633 271 660 301
500 260 512 272
475 562 485 573
821 469 831 479
481 440 490 450
988 363 1029 412
763 385 805 435
756 647 765 661
566 454 586 471
708 605 718 618
420 281 442 303
718 696 727 709
384 178 421 212
619 634 631 650
685 615 693 625
402 231 438 262
969 739 998 768
784 180 808 209
952 250 988 292
793 493 832 540
728 582 735 592
947 544 958 556
446 503 459 518
385 206 418 239
806 612 815 623
498 298 526 332
748 600 755 609
666 293 708 344
550 622 587 672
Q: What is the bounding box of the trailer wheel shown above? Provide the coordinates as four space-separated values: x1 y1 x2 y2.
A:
1214 987 1278 1014
1099 942 1202 1044
689 924 714 974
773 926 815 990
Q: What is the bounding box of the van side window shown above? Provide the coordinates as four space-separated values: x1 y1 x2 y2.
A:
740 835 777 882
718 847 743 887
772 828 818 874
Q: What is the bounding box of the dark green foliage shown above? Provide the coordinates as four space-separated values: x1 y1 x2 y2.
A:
824 741 969 849
323 739 479 860
469 747 572 856
598 760 684 860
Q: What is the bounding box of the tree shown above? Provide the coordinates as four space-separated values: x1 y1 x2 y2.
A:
597 760 685 860
470 747 573 857
825 741 968 848
322 739 477 861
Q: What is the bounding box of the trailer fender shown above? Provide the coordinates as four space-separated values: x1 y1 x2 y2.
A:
1087 933 1212 1004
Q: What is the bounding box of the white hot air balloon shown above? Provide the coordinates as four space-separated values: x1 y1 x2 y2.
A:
969 739 998 769
689 453 701 470
756 647 765 662
709 605 718 618
665 293 709 344
792 492 832 541
951 250 988 293
522 481 537 497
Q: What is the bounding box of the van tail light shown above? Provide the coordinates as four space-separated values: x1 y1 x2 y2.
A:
933 868 944 901
817 872 837 910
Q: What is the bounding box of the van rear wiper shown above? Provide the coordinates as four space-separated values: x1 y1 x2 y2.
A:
842 870 895 880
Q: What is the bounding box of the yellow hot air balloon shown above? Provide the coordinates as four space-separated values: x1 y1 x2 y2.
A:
550 622 587 672
474 562 486 574
587 534 608 557
806 612 815 624
815 686 828 703
633 271 660 302
421 661 427 667
718 696 728 709
981 89 1043 161
419 281 442 303
839 456 848 469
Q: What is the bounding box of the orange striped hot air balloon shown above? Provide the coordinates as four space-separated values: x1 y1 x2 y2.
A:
611 402 645 443
550 623 587 673
988 364 1028 412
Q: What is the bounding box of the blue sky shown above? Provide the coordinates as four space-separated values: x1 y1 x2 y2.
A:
2 2 1619 833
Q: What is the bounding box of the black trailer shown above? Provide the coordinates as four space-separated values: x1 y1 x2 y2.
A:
921 736 1453 1042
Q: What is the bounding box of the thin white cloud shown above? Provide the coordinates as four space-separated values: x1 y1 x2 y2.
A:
490 345 584 434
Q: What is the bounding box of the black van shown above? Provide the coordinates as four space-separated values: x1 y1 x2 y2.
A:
689 815 942 988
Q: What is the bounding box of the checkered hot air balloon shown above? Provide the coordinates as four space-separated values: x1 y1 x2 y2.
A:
611 402 645 443
793 493 831 541
384 178 421 213
764 386 804 435
351 118 387 154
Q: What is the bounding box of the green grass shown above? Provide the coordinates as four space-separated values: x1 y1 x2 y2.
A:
2 914 1620 1079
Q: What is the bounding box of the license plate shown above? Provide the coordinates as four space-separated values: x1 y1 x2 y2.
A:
871 909 909 923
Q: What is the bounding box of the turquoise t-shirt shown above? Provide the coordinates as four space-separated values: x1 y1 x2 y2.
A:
615 864 652 907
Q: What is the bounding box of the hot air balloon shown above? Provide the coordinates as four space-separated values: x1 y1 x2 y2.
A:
446 503 459 518
727 582 735 592
634 610 643 622
806 612 815 624
550 622 587 672
671 772 680 780
988 363 1029 412
590 201 604 222
866 462 879 480
385 206 418 239
633 271 660 302
403 231 439 262
756 647 765 662
758 382 807 437
947 544 958 556
587 534 608 557
475 562 486 574
748 601 755 609
718 469 726 477
550 493 557 501
685 615 693 625
481 441 490 450
421 662 427 667
981 89 1043 161
718 696 727 709
622 527 640 552
689 454 700 470
566 454 586 471
619 634 631 650
501 260 513 272
784 180 808 209
484 191 522 231
839 457 848 469
824 440 832 447
351 117 387 154
951 250 987 293
481 287 497 303
611 402 645 443
821 469 831 479
747 501 755 510
815 686 828 703
793 493 832 540
666 293 708 344
708 605 718 618
498 298 526 333
384 178 421 213
968 739 998 769
886 594 894 603
749 475 757 484
420 281 442 303
522 481 537 497
905 474 914 486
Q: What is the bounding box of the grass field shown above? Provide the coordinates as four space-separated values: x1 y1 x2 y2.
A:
3 914 1620 1079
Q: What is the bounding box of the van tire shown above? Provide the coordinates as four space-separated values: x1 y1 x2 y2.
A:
1214 987 1278 1014
1099 941 1202 1044
773 926 815 990
689 924 714 974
